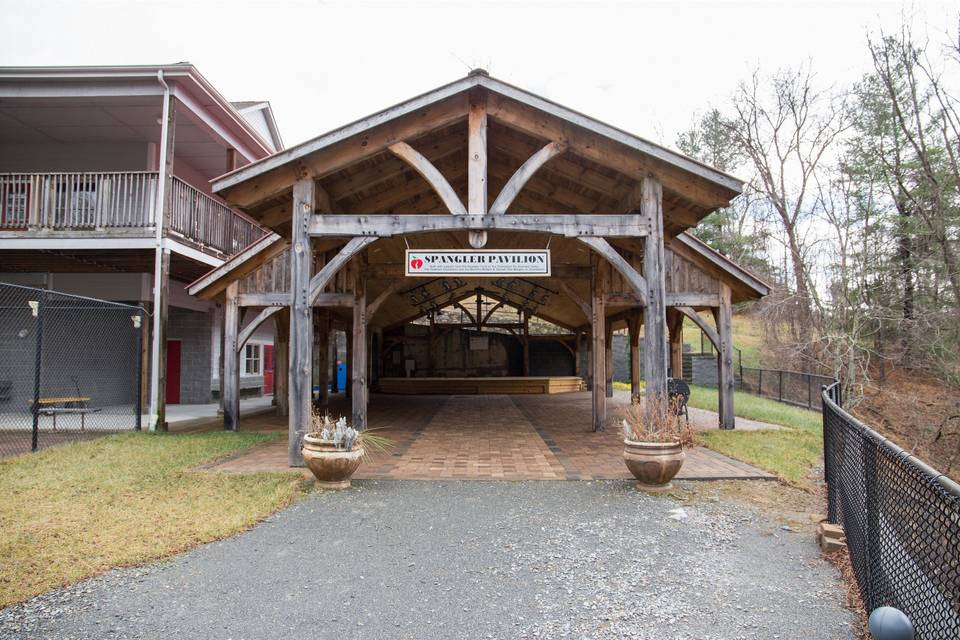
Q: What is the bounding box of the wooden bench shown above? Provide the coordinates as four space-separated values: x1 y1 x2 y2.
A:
39 407 102 431
33 396 101 432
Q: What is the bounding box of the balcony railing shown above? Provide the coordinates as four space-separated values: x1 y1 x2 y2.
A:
169 176 264 256
0 172 265 258
0 172 157 231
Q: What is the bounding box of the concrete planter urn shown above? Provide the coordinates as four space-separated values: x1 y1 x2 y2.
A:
622 440 686 491
301 434 364 489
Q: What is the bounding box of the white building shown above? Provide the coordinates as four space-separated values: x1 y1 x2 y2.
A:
0 64 284 427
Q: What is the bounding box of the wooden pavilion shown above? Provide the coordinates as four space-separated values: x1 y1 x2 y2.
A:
188 70 769 465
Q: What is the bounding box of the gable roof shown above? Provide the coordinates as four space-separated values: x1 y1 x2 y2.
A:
210 70 744 235
232 100 284 152
213 70 741 198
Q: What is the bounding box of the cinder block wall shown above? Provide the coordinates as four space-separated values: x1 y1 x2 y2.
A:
167 307 212 404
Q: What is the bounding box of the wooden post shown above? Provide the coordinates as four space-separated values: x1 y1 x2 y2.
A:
585 328 593 390
628 310 641 404
155 249 171 431
222 282 240 430
642 176 668 407
574 330 582 379
329 332 339 394
427 314 436 376
345 332 353 398
467 89 488 248
273 308 289 417
591 260 606 431
714 283 736 429
374 327 384 386
288 177 314 466
668 309 684 380
317 311 330 407
352 266 368 430
149 93 175 432
604 320 614 398
522 310 530 376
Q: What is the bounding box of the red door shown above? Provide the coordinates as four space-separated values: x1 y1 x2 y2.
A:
166 340 181 404
263 345 275 395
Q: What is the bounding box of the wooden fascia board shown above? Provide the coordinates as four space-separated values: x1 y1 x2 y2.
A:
186 234 287 299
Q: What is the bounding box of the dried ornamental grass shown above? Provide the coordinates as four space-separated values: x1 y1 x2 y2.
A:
621 394 694 446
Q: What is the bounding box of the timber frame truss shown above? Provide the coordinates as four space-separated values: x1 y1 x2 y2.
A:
189 71 770 466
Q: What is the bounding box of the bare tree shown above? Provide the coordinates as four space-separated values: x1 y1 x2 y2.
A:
720 66 849 349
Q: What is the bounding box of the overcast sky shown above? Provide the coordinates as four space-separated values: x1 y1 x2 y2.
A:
0 0 956 150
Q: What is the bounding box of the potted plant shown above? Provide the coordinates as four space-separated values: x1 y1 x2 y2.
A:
301 412 390 489
621 396 693 492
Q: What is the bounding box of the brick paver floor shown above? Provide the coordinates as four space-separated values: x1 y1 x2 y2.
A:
205 390 774 481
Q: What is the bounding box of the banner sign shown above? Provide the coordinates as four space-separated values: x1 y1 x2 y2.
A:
405 249 551 277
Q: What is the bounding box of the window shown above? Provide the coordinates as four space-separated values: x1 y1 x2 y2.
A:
244 344 262 375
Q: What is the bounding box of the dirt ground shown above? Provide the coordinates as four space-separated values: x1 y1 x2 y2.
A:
853 368 960 478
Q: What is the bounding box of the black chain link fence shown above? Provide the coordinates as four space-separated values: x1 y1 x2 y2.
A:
0 282 144 457
692 327 834 410
739 366 835 410
823 382 960 637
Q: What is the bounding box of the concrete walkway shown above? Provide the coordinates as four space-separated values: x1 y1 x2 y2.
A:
1 482 854 640
206 391 775 481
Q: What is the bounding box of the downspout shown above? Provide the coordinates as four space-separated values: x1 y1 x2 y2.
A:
149 70 170 430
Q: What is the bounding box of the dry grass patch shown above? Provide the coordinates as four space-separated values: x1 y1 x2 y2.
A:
0 431 307 608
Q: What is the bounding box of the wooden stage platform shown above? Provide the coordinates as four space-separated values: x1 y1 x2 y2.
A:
378 376 584 395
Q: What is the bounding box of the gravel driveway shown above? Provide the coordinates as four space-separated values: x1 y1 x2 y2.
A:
3 481 854 640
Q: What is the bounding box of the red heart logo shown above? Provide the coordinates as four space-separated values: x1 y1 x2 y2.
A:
410 258 423 270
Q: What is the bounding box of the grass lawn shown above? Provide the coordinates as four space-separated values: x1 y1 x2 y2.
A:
681 313 764 368
690 387 822 489
0 431 307 608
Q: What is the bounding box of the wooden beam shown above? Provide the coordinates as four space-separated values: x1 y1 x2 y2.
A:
366 262 592 279
326 132 467 201
237 293 288 307
591 260 606 431
487 93 735 211
389 141 467 216
308 237 377 304
223 281 240 431
467 90 488 249
489 141 567 215
289 178 314 466
714 282 735 429
308 214 649 238
642 177 668 404
366 280 401 318
238 306 282 351
676 306 719 349
187 234 287 300
578 237 648 305
219 93 467 209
